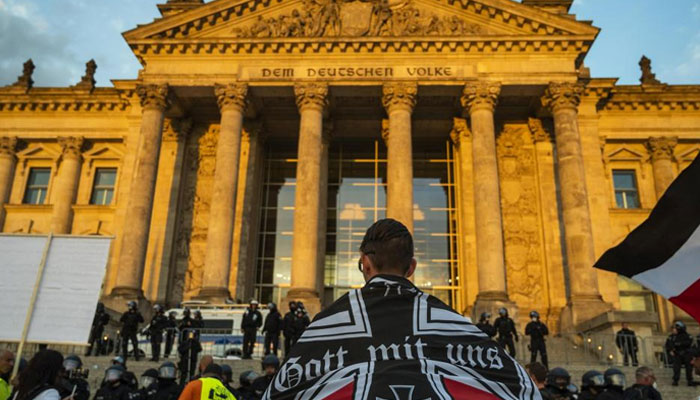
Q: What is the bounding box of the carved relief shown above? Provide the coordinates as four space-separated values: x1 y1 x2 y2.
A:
497 124 547 309
232 0 483 38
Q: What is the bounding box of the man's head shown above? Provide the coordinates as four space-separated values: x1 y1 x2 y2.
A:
635 366 656 387
0 349 14 375
358 219 416 281
262 355 280 377
289 301 297 311
621 322 628 330
250 300 259 310
202 363 223 379
198 355 214 374
525 362 547 389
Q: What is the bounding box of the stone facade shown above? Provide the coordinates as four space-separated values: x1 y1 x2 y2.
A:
1 0 699 332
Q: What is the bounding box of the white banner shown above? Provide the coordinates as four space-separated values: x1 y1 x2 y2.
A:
0 235 111 345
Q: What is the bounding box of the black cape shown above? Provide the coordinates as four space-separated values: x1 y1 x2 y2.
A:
264 275 540 400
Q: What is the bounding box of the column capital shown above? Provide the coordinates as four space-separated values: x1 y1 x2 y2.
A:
461 81 501 113
136 83 170 111
382 82 418 113
58 136 84 160
646 136 678 161
528 118 552 143
215 83 249 112
449 117 470 146
541 81 584 113
294 82 328 112
0 136 18 157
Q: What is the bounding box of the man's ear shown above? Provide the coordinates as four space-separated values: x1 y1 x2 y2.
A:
405 258 417 278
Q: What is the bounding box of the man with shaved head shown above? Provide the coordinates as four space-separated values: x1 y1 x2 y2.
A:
0 349 14 400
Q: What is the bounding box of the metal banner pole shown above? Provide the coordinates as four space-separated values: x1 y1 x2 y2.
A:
10 232 53 379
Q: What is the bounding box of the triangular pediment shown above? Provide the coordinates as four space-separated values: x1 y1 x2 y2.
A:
124 0 598 42
606 147 645 161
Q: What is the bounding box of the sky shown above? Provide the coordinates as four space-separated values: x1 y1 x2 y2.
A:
0 0 699 87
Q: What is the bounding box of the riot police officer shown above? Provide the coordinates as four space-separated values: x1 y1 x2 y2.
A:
578 370 604 400
542 367 573 399
525 310 549 369
137 369 159 400
153 362 181 400
666 320 695 386
193 310 204 339
252 355 280 398
110 356 138 390
119 301 144 362
58 355 90 400
87 303 110 356
163 312 178 359
494 307 518 357
282 301 297 356
241 300 262 359
596 368 625 400
262 302 282 356
292 301 310 344
94 365 132 400
476 312 496 338
148 305 168 362
178 308 194 344
178 327 201 384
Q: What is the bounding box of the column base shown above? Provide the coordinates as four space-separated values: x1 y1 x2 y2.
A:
559 295 611 333
195 287 231 304
472 291 518 324
285 288 322 317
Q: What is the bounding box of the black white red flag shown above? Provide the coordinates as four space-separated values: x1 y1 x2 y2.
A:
265 275 540 400
594 153 700 322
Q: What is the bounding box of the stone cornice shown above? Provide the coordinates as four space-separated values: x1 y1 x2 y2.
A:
461 81 501 113
602 85 700 112
214 83 248 112
382 82 418 113
0 88 130 112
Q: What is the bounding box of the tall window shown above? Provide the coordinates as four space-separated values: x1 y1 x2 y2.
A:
613 170 640 209
90 168 117 205
23 168 50 204
618 276 655 312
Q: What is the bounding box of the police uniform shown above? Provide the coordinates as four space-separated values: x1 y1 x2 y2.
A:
149 312 168 361
120 309 144 361
666 326 694 385
494 314 518 357
163 314 177 358
262 306 282 356
525 319 549 369
241 305 262 359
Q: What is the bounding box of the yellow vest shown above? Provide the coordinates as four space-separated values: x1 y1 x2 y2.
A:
0 377 10 400
199 377 236 400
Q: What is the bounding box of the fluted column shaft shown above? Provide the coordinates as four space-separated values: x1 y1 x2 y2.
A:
199 83 248 301
0 137 18 230
461 82 507 297
113 84 169 298
646 136 678 198
542 82 599 299
50 137 83 233
382 83 417 232
289 83 328 312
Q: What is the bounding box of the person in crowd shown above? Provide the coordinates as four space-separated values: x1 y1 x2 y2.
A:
192 311 204 340
262 303 282 356
110 356 138 390
15 350 63 400
164 312 178 359
241 300 262 359
94 365 132 400
579 370 604 400
252 355 279 398
236 371 258 400
665 320 695 386
153 362 181 400
219 365 237 397
178 364 235 400
137 369 159 400
119 301 144 362
190 356 213 382
264 219 539 399
475 312 496 338
58 355 90 400
178 308 194 345
525 310 549 369
616 322 639 367
525 362 547 393
149 305 168 362
282 302 297 357
177 336 202 385
622 366 661 400
87 303 110 356
597 368 626 400
0 350 14 400
542 367 573 399
291 302 309 345
494 307 518 357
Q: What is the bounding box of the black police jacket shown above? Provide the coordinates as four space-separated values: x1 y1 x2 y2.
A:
475 322 496 338
622 384 662 400
596 388 624 400
241 308 263 330
263 310 282 335
152 380 182 400
165 318 177 337
615 328 638 351
579 389 596 400
92 312 110 333
666 331 693 355
494 316 518 339
120 311 144 334
93 383 132 400
252 375 274 398
282 311 296 336
525 321 549 343
58 378 90 400
149 314 168 336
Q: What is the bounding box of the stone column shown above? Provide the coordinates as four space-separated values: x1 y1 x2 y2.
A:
50 136 83 233
288 83 328 316
460 82 512 316
542 82 609 329
382 82 417 232
0 137 18 230
112 84 169 299
198 83 248 302
646 136 678 198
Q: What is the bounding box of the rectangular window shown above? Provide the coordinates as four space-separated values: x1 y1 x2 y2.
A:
23 168 51 204
618 276 656 312
613 170 640 209
90 168 117 205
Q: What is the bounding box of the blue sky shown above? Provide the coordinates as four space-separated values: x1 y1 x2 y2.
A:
1 0 699 87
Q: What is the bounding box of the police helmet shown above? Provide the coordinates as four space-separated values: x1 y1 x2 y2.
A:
262 354 280 369
268 302 277 310
127 301 137 310
530 311 539 319
498 307 508 316
153 304 163 313
604 368 626 389
105 365 125 383
111 356 125 366
158 362 177 379
221 364 233 382
183 307 191 317
480 312 491 321
63 355 82 371
168 311 177 318
297 301 305 309
239 370 259 387
581 370 604 390
289 301 297 310
194 310 202 319
250 299 259 306
674 320 686 331
140 369 158 389
546 367 571 390
96 302 105 312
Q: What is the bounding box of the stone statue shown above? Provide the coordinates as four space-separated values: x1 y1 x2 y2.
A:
12 59 35 90
75 59 97 91
639 55 661 85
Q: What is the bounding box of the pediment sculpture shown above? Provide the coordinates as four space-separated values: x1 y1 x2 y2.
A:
232 0 484 38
